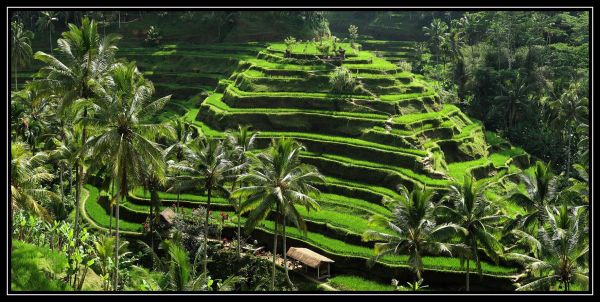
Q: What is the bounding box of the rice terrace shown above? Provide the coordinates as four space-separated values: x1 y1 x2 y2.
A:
8 9 591 294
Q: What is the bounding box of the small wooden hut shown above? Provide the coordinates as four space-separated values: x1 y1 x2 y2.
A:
287 247 334 279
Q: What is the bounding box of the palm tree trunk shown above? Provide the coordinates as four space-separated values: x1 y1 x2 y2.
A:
109 180 114 235
466 258 470 291
114 165 126 291
109 204 113 236
203 186 211 276
75 163 81 233
68 166 73 195
113 192 120 291
74 109 87 239
272 217 278 291
282 213 294 289
150 192 154 252
230 180 242 258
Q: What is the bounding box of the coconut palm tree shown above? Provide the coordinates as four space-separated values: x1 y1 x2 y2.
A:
11 85 53 152
33 16 121 238
363 185 467 283
439 175 504 291
576 121 589 166
233 138 324 290
48 133 79 214
168 137 233 277
493 73 532 130
11 141 57 220
225 125 259 257
507 161 559 233
36 11 58 53
551 83 588 176
142 158 167 254
10 21 34 91
141 238 243 291
423 18 448 65
84 61 173 290
506 205 588 291
164 118 195 212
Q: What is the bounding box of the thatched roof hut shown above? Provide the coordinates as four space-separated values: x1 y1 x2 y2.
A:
287 247 334 279
159 208 177 226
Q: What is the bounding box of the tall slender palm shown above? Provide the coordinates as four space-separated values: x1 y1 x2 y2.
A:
576 121 589 165
493 74 532 129
423 18 448 65
551 83 588 176
10 21 34 91
508 161 559 233
142 157 167 254
164 118 195 212
168 137 233 277
10 141 57 220
225 125 259 257
34 17 122 238
362 185 467 282
11 85 53 152
84 61 173 290
234 138 324 290
48 133 79 213
36 11 58 53
506 205 588 291
439 176 504 291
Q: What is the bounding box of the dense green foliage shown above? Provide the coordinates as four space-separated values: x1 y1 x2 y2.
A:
9 10 589 292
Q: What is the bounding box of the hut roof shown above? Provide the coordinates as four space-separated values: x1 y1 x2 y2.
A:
160 208 177 224
287 247 334 268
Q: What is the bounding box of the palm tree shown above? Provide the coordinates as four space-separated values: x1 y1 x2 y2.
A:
11 86 53 152
423 18 448 65
10 21 34 91
168 137 233 277
234 138 324 290
10 141 57 220
493 73 532 129
507 161 559 233
506 205 588 291
48 133 80 214
142 158 167 254
576 121 589 165
36 11 58 53
34 16 122 239
225 125 259 257
164 118 195 212
551 83 588 176
84 61 173 290
362 185 467 282
439 175 504 291
141 238 243 291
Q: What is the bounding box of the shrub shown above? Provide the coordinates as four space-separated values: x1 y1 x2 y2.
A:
329 66 356 93
396 60 413 73
144 26 162 46
316 38 332 56
283 36 296 53
348 25 359 47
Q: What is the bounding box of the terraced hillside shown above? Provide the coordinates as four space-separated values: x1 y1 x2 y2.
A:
360 40 419 65
82 41 537 289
